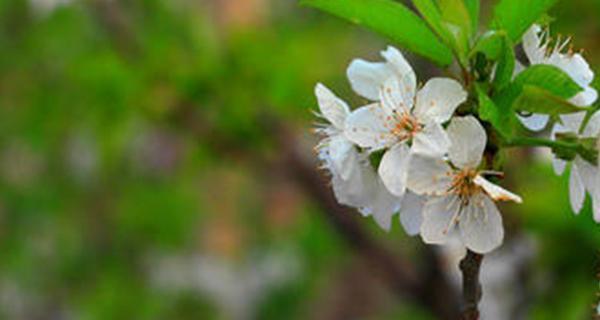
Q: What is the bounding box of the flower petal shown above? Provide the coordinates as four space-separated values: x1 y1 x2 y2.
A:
550 53 595 89
346 60 393 100
552 158 567 176
558 112 586 132
459 194 504 254
406 154 452 195
378 143 410 196
327 135 358 180
369 178 403 231
523 24 545 64
593 193 600 223
473 175 522 203
582 110 600 137
345 104 395 150
380 46 416 89
380 76 414 115
568 164 585 214
447 116 486 169
517 113 549 131
570 86 598 107
315 83 350 129
574 157 599 195
413 78 467 124
332 159 377 209
411 121 451 158
399 192 425 236
420 195 460 245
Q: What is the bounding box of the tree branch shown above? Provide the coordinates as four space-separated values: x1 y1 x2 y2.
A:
459 249 484 320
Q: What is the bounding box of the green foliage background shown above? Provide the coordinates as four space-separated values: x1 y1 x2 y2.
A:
0 0 598 319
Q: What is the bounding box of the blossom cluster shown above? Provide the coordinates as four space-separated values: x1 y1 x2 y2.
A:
314 25 600 254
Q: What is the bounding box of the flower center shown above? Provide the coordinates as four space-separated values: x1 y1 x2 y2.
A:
449 168 480 205
389 113 422 141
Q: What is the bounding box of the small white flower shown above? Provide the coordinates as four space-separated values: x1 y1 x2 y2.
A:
344 47 467 197
315 83 373 207
407 116 522 254
314 83 424 232
518 24 598 131
551 111 600 222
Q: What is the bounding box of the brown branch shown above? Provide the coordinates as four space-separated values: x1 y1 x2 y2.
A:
459 249 484 320
274 123 461 319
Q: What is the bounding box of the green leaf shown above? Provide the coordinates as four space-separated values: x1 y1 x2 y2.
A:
302 0 454 65
513 85 586 115
471 30 505 59
491 0 557 42
465 0 480 34
412 0 451 41
438 0 472 37
477 84 515 138
513 64 582 99
492 35 515 89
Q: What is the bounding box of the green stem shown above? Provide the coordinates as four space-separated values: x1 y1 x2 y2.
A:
503 136 578 150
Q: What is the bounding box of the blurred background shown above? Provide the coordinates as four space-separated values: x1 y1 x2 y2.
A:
0 0 599 319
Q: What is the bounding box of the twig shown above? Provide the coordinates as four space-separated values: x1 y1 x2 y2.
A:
459 249 484 320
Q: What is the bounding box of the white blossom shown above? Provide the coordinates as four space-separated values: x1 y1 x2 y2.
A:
314 83 425 232
344 47 467 197
407 116 522 253
551 111 600 222
518 24 598 131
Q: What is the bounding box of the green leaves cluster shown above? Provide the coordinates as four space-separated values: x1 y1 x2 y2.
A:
302 0 597 162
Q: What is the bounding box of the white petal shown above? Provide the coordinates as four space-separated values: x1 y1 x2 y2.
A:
332 160 377 209
399 192 425 236
593 193 600 223
552 158 567 176
411 122 451 158
378 143 410 197
473 175 522 203
574 157 598 195
406 154 452 195
380 46 416 90
347 60 393 100
569 86 598 107
551 53 594 89
447 116 486 168
315 83 350 129
345 104 395 150
517 113 549 131
523 24 545 64
327 135 357 180
369 179 403 231
558 112 586 132
459 194 504 254
380 76 414 115
582 110 600 137
413 78 467 124
420 195 460 244
513 60 525 76
568 164 585 214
